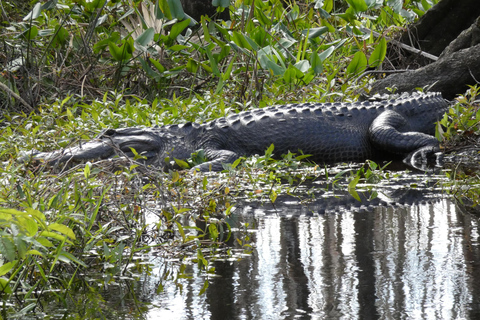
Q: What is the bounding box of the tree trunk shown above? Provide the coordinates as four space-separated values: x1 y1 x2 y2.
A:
371 0 480 99
399 0 480 56
371 43 480 100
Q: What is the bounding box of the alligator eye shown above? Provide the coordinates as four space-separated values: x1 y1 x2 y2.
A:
335 113 344 116
105 129 116 136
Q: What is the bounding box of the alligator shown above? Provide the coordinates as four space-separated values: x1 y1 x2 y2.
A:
26 92 449 171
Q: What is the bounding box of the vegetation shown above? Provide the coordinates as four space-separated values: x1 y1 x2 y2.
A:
437 86 480 210
1 0 479 318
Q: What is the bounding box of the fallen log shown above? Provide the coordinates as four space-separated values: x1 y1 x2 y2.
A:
370 43 480 100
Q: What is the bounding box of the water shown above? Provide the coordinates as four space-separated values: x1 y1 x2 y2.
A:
143 195 480 320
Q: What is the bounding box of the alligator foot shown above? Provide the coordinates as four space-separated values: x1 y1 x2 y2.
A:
403 146 444 171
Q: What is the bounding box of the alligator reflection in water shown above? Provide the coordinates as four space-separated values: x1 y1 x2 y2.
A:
150 193 480 319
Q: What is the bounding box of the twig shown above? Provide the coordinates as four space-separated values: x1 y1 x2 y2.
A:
361 27 438 61
0 81 33 111
469 68 480 84
354 69 410 83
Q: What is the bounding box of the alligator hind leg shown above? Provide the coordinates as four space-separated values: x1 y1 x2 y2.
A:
369 110 443 169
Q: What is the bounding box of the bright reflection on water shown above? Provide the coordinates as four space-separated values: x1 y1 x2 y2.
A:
145 197 480 320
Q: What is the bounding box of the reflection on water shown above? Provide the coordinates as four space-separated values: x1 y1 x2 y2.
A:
148 197 480 320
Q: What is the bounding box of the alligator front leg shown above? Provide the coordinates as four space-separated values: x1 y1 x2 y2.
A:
369 110 443 169
192 149 240 172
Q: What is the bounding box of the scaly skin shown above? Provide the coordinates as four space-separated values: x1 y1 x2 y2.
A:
26 92 449 171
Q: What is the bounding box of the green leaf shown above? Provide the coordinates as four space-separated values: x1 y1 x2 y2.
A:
283 66 297 84
150 58 166 72
0 278 12 294
14 236 27 259
135 27 155 51
26 250 43 257
255 7 271 26
21 26 38 40
231 157 243 168
52 25 69 48
244 36 259 51
169 44 188 51
200 62 213 73
186 58 199 73
48 223 75 240
208 224 219 241
212 0 230 7
58 251 87 267
421 0 431 11
23 2 42 21
108 41 132 62
84 162 91 178
258 48 286 76
205 46 220 76
93 33 121 54
314 1 331 18
169 19 191 41
368 37 387 67
222 56 236 81
231 31 252 50
0 237 16 262
348 175 361 202
310 51 323 74
41 0 57 10
346 0 368 13
174 158 190 169
306 27 329 39
264 59 285 75
270 189 277 203
155 0 167 19
387 0 402 13
174 220 186 242
40 231 71 243
37 237 54 247
23 218 38 237
201 16 211 42
265 144 275 158
83 0 106 11
319 46 335 61
18 303 36 314
338 11 356 23
0 211 13 221
346 51 367 75
294 60 310 73
168 0 185 19
88 184 112 232
323 0 333 12
0 261 17 277
364 0 378 8
199 279 209 295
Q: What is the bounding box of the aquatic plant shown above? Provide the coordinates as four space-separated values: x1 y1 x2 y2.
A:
2 0 468 317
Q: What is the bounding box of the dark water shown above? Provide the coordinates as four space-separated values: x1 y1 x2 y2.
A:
143 194 480 320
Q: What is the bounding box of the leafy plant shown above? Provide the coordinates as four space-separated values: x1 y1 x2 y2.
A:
0 0 467 317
